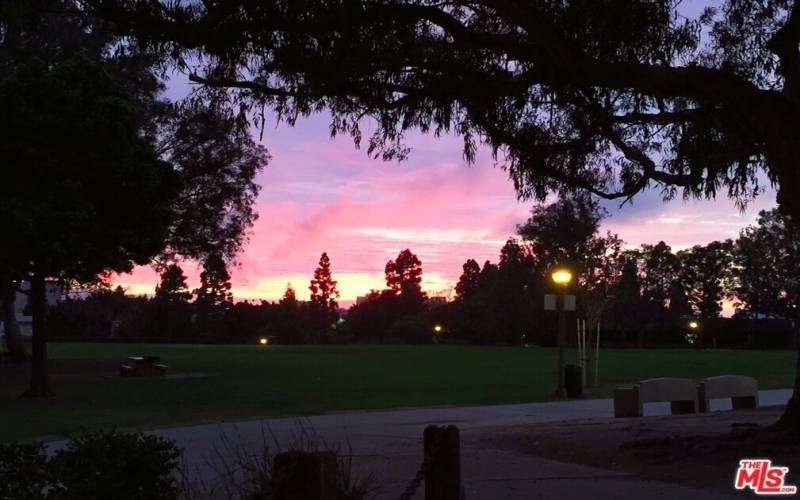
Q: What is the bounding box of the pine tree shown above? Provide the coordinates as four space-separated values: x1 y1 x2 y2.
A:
309 252 339 313
279 283 298 307
385 249 425 297
155 264 191 302
194 254 232 311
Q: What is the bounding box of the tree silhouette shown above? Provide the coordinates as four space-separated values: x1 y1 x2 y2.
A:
309 252 339 314
0 3 267 395
0 52 177 396
455 259 481 300
733 210 800 427
155 264 191 303
195 254 233 311
640 242 681 311
280 284 298 308
734 210 796 319
518 194 603 272
159 102 267 262
678 241 735 319
88 2 800 218
385 249 427 305
667 280 693 319
608 256 647 341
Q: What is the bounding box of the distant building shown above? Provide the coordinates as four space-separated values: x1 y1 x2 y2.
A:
1 281 62 339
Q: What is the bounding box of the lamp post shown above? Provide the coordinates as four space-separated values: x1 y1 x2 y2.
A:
552 268 572 398
688 319 700 349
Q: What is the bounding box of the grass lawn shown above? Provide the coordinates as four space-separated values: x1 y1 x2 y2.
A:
0 343 795 442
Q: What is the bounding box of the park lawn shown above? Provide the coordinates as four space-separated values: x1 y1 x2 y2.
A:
0 343 795 442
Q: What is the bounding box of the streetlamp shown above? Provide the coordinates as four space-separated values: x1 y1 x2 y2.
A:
433 324 443 334
552 268 572 398
688 319 701 349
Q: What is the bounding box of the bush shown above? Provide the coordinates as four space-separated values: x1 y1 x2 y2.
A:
0 427 375 500
0 442 50 500
0 431 182 500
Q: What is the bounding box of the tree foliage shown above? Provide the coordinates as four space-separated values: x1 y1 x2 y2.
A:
678 240 735 319
735 209 800 320
194 254 233 311
385 249 427 307
454 258 481 300
154 264 191 303
309 252 339 314
90 0 800 220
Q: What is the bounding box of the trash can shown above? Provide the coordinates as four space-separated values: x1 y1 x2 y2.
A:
565 364 582 398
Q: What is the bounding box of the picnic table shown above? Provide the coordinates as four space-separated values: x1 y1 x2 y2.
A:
119 355 168 377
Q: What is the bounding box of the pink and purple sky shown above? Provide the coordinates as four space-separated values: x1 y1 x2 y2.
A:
116 105 777 306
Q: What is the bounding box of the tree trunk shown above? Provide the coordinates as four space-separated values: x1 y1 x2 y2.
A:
776 347 800 429
21 272 51 397
774 149 800 429
1 280 28 361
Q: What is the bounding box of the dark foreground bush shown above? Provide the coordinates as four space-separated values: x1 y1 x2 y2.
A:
0 426 375 500
0 430 181 500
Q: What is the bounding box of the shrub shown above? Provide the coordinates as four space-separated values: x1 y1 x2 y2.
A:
0 442 51 500
53 431 182 500
0 431 181 500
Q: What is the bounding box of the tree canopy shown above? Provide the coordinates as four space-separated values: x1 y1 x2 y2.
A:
90 0 800 219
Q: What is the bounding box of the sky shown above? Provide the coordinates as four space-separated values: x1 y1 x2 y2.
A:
116 107 778 306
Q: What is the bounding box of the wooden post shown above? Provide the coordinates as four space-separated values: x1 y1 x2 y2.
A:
424 425 462 500
581 319 587 387
594 322 600 387
272 451 338 500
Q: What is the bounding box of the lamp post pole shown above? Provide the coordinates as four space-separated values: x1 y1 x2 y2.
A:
551 268 572 398
556 292 566 398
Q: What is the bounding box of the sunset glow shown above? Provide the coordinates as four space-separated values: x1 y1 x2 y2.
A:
115 111 777 305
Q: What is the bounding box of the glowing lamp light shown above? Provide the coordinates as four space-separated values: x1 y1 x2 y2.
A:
551 269 573 286
433 324 443 334
259 338 269 345
688 320 699 330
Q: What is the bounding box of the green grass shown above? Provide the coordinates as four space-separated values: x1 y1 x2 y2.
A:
0 343 794 441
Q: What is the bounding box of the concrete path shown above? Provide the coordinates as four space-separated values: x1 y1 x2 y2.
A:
139 388 792 499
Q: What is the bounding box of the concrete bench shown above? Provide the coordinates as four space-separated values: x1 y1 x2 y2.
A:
153 363 168 376
698 375 758 413
614 377 698 418
119 364 134 377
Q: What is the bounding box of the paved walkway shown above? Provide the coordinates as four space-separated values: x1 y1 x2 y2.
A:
143 388 792 499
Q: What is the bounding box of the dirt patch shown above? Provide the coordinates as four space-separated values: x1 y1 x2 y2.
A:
475 407 800 493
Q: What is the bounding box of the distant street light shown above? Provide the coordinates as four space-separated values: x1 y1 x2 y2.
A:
433 324 443 334
259 338 269 345
551 268 573 398
688 319 701 349
551 269 573 286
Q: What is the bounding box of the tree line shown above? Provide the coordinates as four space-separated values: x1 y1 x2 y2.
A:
41 195 800 350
